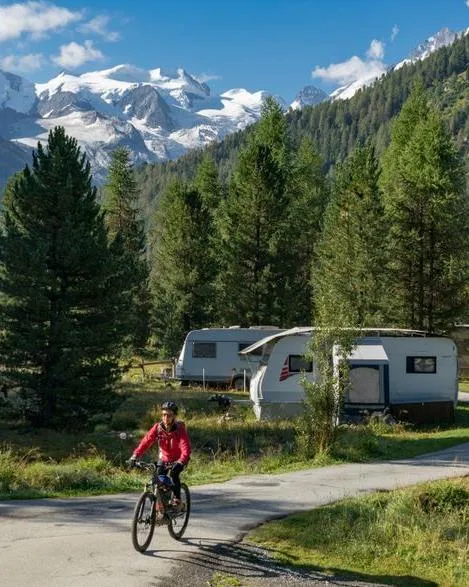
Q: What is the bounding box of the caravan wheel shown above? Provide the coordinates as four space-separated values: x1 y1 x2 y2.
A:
232 376 249 391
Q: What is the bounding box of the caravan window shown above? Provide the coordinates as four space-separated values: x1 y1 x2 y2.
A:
192 342 217 358
238 342 263 356
406 356 436 374
289 355 313 373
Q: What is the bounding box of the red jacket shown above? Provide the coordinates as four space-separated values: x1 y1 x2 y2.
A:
133 420 191 465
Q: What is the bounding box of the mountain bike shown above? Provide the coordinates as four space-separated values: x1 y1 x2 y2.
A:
131 460 191 553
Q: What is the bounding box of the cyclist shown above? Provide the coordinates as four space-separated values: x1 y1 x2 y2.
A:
128 401 191 508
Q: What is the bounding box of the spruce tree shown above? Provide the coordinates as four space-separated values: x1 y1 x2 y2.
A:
215 96 294 326
380 87 469 331
193 154 222 213
285 137 328 324
0 127 128 428
255 96 290 170
103 147 150 357
216 140 287 325
314 143 387 327
150 179 214 357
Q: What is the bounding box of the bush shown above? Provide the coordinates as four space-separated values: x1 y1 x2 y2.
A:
0 447 18 492
417 481 469 514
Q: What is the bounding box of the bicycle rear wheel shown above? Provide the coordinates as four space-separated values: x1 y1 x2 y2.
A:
167 483 191 540
131 491 155 552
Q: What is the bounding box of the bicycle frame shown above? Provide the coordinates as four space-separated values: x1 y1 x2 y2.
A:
131 460 191 552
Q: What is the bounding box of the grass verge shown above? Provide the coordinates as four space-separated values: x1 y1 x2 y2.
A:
1 380 469 499
247 477 469 586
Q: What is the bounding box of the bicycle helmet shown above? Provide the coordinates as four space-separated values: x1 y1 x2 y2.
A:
161 400 178 415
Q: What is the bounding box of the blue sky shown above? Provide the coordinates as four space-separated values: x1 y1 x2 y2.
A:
0 0 468 101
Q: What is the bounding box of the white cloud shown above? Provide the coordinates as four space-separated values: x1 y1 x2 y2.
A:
79 15 119 42
312 39 387 86
367 39 384 59
391 24 399 41
466 0 469 8
0 1 82 42
1 52 44 71
52 40 104 69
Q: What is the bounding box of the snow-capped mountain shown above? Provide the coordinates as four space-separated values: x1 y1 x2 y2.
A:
395 27 459 70
0 69 36 114
290 85 328 110
0 64 287 185
331 26 465 101
0 26 466 188
329 66 388 102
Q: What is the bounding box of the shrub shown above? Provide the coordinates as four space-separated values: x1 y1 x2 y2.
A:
417 481 469 514
0 447 18 492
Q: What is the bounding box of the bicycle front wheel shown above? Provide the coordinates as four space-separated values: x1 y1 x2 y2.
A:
131 492 155 552
167 483 191 540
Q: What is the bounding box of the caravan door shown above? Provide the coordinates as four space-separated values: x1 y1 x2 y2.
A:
347 366 382 403
343 342 389 410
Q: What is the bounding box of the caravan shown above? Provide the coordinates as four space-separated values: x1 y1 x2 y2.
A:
175 326 283 388
240 327 458 423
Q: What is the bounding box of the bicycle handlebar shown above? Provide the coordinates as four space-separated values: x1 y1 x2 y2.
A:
132 460 156 472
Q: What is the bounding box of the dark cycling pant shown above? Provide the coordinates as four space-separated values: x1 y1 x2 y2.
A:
155 461 184 499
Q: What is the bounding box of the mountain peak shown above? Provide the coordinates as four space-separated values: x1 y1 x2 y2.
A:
0 69 36 114
394 26 459 71
290 85 328 110
409 27 457 61
94 64 149 83
1 62 280 185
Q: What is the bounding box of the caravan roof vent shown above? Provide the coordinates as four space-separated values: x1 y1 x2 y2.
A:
228 325 241 329
249 325 280 329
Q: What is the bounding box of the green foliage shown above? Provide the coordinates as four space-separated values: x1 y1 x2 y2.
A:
314 143 387 326
150 176 216 356
134 32 469 216
103 147 151 356
0 445 139 496
298 328 356 456
248 478 469 585
0 127 128 428
216 98 327 326
284 137 329 323
381 85 469 331
2 381 469 498
216 140 287 325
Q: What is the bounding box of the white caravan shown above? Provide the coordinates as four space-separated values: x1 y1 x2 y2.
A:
175 326 284 388
240 327 458 423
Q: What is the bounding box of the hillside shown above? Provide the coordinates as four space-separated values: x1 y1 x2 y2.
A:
135 31 469 213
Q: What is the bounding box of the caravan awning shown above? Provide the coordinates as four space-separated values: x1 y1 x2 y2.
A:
347 344 389 362
239 326 313 356
239 326 423 357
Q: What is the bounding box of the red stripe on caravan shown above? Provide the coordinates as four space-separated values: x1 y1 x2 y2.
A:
279 357 290 381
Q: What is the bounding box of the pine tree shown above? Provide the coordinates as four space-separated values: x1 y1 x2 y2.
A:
314 143 387 327
0 127 128 428
214 96 295 326
380 86 469 331
255 96 290 170
103 147 150 357
285 137 328 324
193 154 222 213
150 179 215 357
215 140 287 325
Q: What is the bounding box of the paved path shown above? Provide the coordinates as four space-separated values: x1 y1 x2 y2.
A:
1 443 469 587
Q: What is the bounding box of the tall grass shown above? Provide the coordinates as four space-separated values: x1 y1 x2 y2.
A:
248 478 469 586
0 444 141 498
2 381 469 498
